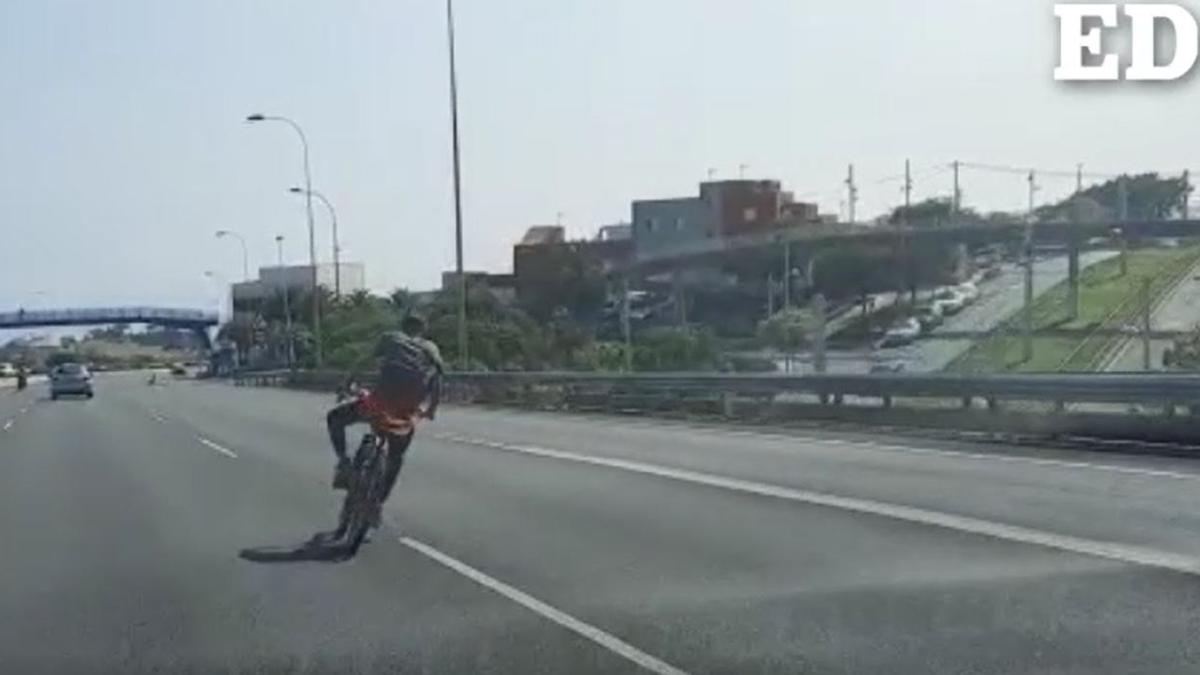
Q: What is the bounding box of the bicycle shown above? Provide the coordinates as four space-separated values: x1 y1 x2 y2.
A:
321 380 420 557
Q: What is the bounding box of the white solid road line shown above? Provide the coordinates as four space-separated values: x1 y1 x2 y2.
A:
555 416 1200 483
197 437 238 459
438 433 1200 578
400 536 689 675
151 413 168 424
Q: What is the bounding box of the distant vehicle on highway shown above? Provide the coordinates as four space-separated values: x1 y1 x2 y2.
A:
50 363 93 400
0 362 15 378
880 318 922 347
170 363 187 377
932 288 967 316
869 361 906 374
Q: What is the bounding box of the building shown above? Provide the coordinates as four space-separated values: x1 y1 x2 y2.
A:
440 271 516 305
511 225 633 307
631 179 822 260
231 263 366 313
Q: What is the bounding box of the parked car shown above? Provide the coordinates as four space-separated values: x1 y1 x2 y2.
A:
0 362 15 378
880 318 922 347
932 288 967 316
955 282 980 305
914 303 945 332
50 363 93 400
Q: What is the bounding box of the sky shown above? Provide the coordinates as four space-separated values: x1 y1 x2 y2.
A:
2 0 1200 314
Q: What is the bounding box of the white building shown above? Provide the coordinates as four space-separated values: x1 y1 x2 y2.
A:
231 263 366 310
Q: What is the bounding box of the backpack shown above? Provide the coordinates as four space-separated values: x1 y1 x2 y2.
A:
376 331 438 400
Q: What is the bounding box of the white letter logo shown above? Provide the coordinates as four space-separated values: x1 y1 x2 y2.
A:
1125 4 1199 80
1055 4 1120 80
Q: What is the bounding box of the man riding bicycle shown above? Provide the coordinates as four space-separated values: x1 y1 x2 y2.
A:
325 314 444 514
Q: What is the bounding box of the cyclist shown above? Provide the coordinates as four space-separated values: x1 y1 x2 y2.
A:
325 314 444 516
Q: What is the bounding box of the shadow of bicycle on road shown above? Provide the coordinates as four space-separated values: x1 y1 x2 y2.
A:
238 532 362 564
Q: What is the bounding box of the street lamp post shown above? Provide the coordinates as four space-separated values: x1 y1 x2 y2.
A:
289 187 341 297
446 0 468 369
276 235 296 369
246 113 323 367
215 229 249 281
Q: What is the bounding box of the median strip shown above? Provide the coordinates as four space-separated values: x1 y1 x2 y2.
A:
437 433 1200 578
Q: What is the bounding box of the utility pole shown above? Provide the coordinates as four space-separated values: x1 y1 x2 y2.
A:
738 163 748 179
904 159 913 217
766 272 775 316
1023 170 1038 363
952 160 961 217
446 0 468 369
1076 164 1083 195
1184 170 1191 220
621 276 633 372
1118 175 1129 220
903 159 915 303
782 239 792 310
812 293 828 375
846 164 858 224
1141 277 1152 371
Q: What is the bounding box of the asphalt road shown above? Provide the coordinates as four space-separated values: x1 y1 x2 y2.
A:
1107 257 1200 372
815 252 1116 374
5 373 1200 673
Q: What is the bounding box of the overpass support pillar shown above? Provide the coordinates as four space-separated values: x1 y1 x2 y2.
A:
1067 239 1081 321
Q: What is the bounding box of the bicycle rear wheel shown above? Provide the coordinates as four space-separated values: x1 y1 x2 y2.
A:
341 436 388 554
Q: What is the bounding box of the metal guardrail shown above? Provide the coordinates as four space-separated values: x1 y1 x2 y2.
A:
233 368 1200 408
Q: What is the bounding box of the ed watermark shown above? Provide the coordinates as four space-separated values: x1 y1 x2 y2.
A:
1055 3 1199 80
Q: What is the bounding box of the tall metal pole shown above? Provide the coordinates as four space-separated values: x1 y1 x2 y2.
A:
952 160 960 217
846 164 857 224
621 276 633 372
295 188 341 297
246 114 323 367
1076 164 1083 194
1023 171 1037 363
1183 170 1190 220
782 239 791 310
1140 277 1152 371
446 0 468 369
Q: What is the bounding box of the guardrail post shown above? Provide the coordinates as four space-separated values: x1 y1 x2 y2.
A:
721 392 734 418
987 396 999 412
961 396 972 410
1053 400 1065 414
882 395 893 409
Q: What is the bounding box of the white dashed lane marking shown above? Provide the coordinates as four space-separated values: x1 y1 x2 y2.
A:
197 437 238 459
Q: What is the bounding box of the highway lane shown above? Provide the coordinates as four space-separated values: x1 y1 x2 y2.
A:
6 374 1200 672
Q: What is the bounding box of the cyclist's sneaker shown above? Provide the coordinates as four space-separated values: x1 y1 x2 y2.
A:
332 458 352 490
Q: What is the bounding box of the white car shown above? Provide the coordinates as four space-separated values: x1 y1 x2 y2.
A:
0 362 15 378
880 318 922 347
955 282 980 305
932 289 966 316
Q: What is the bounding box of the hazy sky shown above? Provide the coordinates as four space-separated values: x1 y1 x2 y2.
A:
2 0 1199 313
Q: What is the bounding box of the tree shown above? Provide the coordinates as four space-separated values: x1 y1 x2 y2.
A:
632 328 717 372
758 308 816 372
1036 173 1189 222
